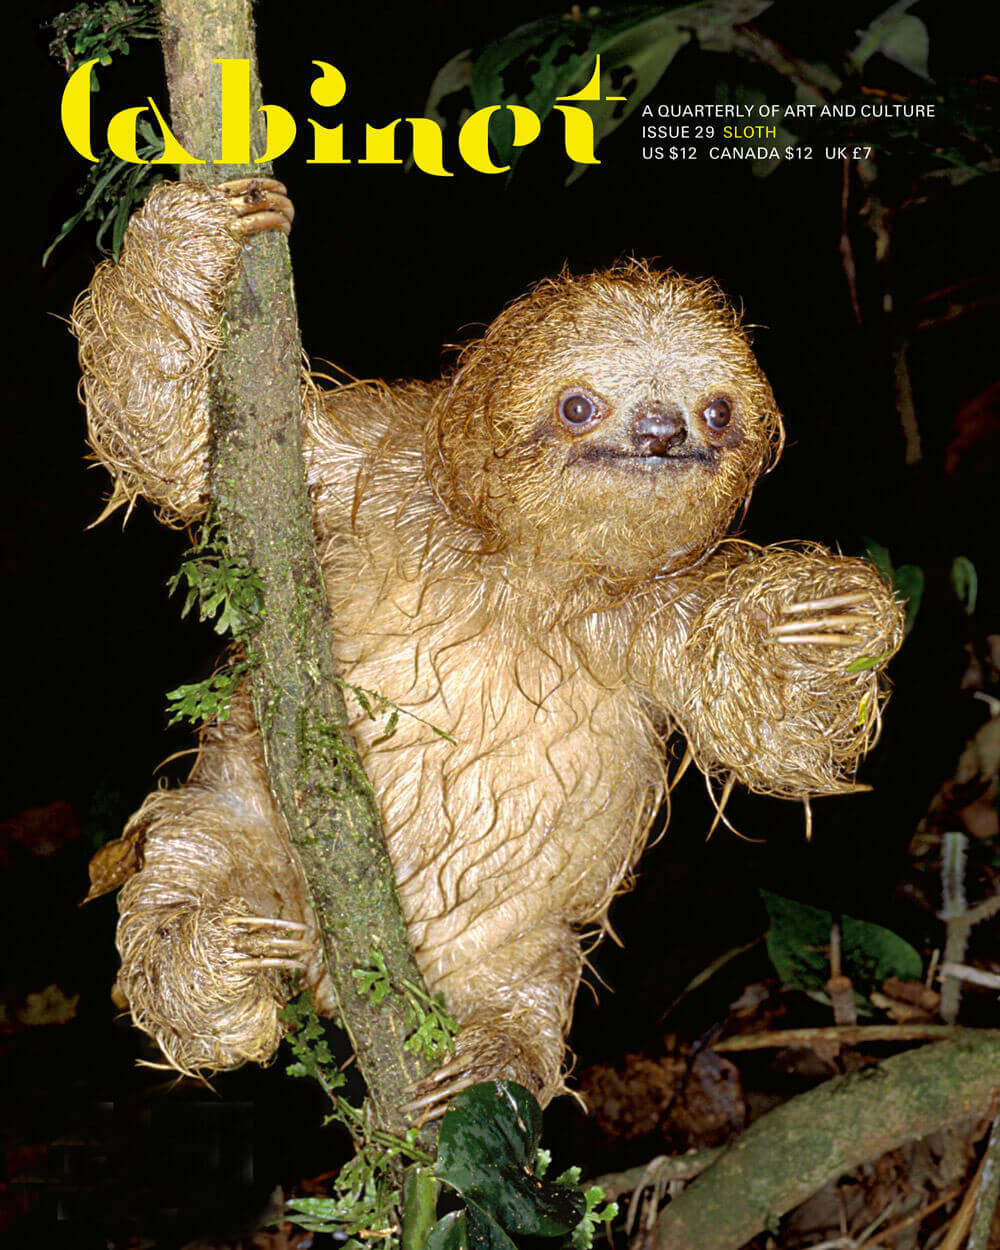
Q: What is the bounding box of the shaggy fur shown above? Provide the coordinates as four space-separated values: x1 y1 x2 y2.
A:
77 182 903 1102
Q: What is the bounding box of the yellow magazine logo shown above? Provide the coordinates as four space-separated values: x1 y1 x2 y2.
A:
61 56 625 174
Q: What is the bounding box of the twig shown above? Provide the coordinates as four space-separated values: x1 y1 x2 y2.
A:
941 831 970 1024
915 292 1000 333
959 890 1000 931
969 1105 1000 1249
590 1149 726 1201
807 1200 897 1249
945 890 1000 940
856 159 923 465
892 340 922 466
827 919 859 1027
939 1151 989 1250
727 24 841 98
839 158 863 326
941 963 1000 993
713 1025 995 1052
868 1185 964 1246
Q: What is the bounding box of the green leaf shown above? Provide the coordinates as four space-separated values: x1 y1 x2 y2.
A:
881 14 930 79
850 0 930 78
845 651 892 673
426 2 774 179
436 1083 584 1245
760 890 922 1000
423 49 476 133
167 525 264 641
571 1186 619 1250
280 991 347 1094
862 538 894 584
562 13 692 183
760 890 831 995
842 914 922 987
464 1209 517 1250
338 677 457 745
862 540 921 632
403 990 458 1061
402 1167 443 1250
354 949 392 1003
951 556 978 615
425 1211 468 1250
470 6 690 173
43 109 163 262
284 1196 363 1236
894 564 924 633
165 668 245 726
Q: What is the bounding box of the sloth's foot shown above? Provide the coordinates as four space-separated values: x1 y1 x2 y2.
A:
216 177 295 237
116 901 312 1072
400 1024 552 1123
768 591 870 647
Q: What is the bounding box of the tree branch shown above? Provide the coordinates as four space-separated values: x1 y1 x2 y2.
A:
652 1035 1000 1250
158 0 436 1137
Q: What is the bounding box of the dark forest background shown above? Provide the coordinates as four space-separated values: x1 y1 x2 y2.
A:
5 1 1000 1246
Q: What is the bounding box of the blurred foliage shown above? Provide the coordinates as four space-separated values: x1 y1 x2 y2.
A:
46 0 158 74
45 2 163 262
761 889 923 1007
424 0 998 183
44 120 165 264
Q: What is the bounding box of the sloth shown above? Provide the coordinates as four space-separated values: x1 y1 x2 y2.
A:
76 178 903 1114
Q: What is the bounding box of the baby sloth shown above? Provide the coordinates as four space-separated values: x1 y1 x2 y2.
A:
77 179 903 1113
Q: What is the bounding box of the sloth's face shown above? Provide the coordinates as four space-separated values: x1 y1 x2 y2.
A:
430 266 783 581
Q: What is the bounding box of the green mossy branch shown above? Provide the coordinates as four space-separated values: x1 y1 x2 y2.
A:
652 1034 1000 1250
158 0 437 1138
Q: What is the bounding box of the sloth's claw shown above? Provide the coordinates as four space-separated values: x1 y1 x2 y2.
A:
783 592 869 613
706 773 736 838
400 1050 474 1118
221 913 313 968
217 176 288 196
667 745 694 794
216 177 295 236
400 1067 477 1121
770 614 867 635
222 915 308 932
232 957 307 973
264 938 312 953
769 593 873 648
400 1027 549 1123
772 633 858 647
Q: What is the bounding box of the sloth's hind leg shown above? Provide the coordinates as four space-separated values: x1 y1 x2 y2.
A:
110 701 324 1073
403 920 583 1120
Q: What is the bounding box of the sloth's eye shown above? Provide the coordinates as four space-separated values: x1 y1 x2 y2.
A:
559 390 600 427
703 398 732 431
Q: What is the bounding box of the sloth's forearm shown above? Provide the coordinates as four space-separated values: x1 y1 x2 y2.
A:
72 183 245 525
637 545 903 799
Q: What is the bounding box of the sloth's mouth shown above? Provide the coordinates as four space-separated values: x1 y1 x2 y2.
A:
572 446 714 468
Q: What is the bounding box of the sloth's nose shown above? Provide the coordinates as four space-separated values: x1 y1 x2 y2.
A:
634 406 686 455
